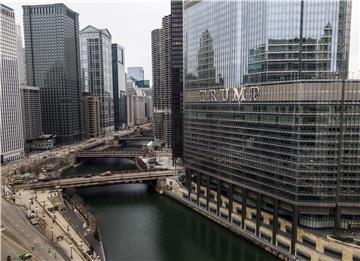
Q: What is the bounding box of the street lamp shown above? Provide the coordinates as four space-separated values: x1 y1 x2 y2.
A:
69 243 73 259
42 215 46 229
50 226 54 241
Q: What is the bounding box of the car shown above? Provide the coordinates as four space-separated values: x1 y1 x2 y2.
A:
56 235 64 241
26 210 36 219
100 171 112 176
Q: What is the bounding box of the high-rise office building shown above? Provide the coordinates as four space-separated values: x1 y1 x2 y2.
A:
171 0 184 159
16 24 42 150
0 4 24 164
80 25 114 135
112 43 127 130
83 94 101 138
152 3 184 158
126 79 151 127
20 86 42 141
16 25 26 87
127 67 144 82
152 15 172 148
23 3 85 144
184 0 356 257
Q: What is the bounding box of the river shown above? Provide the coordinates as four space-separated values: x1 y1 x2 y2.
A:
63 142 279 261
77 184 279 261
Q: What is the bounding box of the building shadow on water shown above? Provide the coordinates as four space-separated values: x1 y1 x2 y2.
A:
75 184 279 261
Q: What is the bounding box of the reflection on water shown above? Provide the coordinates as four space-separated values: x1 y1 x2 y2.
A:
62 158 137 177
62 141 149 177
77 184 279 261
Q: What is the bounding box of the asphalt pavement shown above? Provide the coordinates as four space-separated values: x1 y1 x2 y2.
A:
1 198 69 261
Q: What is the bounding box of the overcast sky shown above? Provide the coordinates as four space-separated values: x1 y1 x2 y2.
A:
5 0 360 83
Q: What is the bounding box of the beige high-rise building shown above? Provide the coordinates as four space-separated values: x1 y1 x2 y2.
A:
83 95 101 138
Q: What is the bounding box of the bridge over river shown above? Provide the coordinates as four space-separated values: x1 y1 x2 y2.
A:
16 170 175 190
75 149 154 159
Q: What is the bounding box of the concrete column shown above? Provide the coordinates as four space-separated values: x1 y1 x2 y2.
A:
242 188 247 229
197 174 201 204
217 180 221 216
206 176 210 210
291 206 298 255
272 199 278 245
187 171 191 202
256 193 262 237
334 205 341 235
228 183 233 222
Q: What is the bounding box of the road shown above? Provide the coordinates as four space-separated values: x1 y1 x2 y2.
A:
61 201 104 260
19 170 175 189
1 199 68 261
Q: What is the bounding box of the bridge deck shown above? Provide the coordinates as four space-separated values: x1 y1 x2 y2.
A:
118 136 153 141
18 170 174 189
75 149 153 158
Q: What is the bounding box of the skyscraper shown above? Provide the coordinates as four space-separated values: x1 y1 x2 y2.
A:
0 4 24 164
170 0 184 159
23 3 85 144
16 24 42 150
152 15 172 149
83 94 101 138
183 0 357 257
126 78 151 127
151 28 162 141
112 43 127 130
80 25 114 135
152 2 184 158
20 86 42 142
16 25 26 87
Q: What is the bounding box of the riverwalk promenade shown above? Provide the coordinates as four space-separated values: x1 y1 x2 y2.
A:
13 189 104 261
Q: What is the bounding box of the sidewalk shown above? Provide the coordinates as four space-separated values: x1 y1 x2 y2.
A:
14 189 100 261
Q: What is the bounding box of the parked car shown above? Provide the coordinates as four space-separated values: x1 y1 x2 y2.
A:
26 210 36 219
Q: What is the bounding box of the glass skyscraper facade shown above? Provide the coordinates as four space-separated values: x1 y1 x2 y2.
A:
171 0 184 159
80 25 114 135
112 43 127 130
23 3 85 144
184 1 358 254
185 0 351 87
